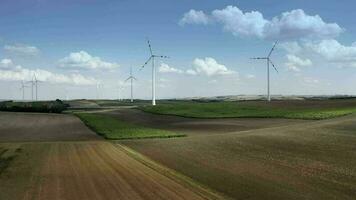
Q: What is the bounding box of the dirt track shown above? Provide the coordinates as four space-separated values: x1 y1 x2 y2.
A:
102 109 306 135
0 112 224 200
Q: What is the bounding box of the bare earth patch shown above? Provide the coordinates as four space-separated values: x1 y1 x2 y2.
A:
0 112 101 142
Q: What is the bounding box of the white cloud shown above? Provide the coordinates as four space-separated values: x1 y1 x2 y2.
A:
279 41 302 54
0 59 14 69
285 54 312 72
59 51 119 70
159 63 183 74
0 59 97 86
179 9 210 26
182 6 343 40
246 74 256 79
212 6 268 38
186 69 198 75
305 39 356 63
281 40 356 68
303 77 319 84
4 44 40 56
190 57 236 76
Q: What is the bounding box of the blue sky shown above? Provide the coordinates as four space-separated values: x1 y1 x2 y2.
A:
1 0 356 100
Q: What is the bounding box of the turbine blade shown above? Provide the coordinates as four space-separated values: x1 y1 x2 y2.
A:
140 56 152 70
269 60 279 73
250 57 267 60
125 77 131 82
147 38 153 56
268 41 278 58
154 55 169 59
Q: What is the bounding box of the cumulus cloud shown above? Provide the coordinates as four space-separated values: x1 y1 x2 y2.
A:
179 9 210 26
285 54 312 72
281 39 356 68
305 39 356 63
59 51 119 70
212 6 268 38
159 63 183 74
0 59 97 85
190 57 236 76
180 6 343 40
4 44 40 56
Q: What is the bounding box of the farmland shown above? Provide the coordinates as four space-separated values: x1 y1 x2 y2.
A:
140 99 356 119
121 112 356 199
0 111 225 200
1 98 356 200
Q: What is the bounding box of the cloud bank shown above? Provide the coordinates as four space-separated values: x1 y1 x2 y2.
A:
180 6 343 40
0 58 97 85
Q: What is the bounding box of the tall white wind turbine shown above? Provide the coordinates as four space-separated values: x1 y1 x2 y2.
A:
141 38 168 106
125 66 137 103
251 41 279 102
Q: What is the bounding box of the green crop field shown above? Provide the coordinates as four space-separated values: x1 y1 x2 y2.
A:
76 113 185 140
139 99 356 119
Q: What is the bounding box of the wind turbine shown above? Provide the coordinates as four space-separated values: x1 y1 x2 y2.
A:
125 66 137 103
251 41 279 102
19 81 29 101
96 81 101 99
33 74 43 101
141 38 168 106
26 78 35 101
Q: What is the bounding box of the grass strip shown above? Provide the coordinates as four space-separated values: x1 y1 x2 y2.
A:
139 102 356 120
75 113 185 140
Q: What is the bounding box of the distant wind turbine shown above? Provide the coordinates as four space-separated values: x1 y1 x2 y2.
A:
33 74 43 101
26 78 35 101
251 41 279 102
96 81 101 99
125 66 137 103
19 81 29 101
141 38 169 106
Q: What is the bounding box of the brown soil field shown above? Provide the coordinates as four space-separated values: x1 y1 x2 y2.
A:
121 114 356 200
0 112 226 200
0 112 101 142
103 109 305 135
1 142 224 200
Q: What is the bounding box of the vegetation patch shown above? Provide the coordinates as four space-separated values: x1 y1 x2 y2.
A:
139 100 356 120
0 99 68 113
0 147 19 175
76 113 185 140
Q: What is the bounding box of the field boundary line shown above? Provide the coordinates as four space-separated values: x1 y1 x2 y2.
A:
116 143 233 200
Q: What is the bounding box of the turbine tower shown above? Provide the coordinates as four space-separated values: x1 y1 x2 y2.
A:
251 41 279 102
125 66 137 103
19 81 28 101
141 38 168 106
33 74 42 101
26 78 35 101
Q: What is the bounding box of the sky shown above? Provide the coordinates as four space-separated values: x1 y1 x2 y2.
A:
1 0 356 100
